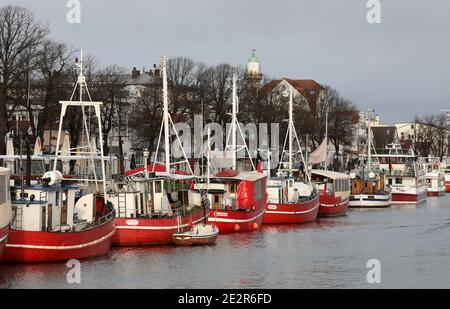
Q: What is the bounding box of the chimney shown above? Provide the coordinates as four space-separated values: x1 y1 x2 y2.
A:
132 67 140 79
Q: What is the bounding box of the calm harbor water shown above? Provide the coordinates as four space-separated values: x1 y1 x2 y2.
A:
1 196 450 289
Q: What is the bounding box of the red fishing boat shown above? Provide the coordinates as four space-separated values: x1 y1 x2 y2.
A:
263 176 319 223
2 173 115 263
194 170 267 234
2 51 116 263
107 171 206 245
107 57 206 245
0 168 12 259
311 170 350 217
445 171 450 193
262 87 319 224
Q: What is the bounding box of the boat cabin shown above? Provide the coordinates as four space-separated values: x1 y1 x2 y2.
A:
311 170 351 200
0 168 12 231
266 174 313 204
194 171 267 212
10 183 99 232
107 173 202 218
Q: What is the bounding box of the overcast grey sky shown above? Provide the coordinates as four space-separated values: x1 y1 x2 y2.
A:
3 0 450 124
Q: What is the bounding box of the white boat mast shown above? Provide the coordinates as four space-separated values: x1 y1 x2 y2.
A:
53 49 107 195
288 89 293 172
325 102 328 171
280 86 308 179
225 74 255 171
162 57 171 174
368 112 372 171
153 56 193 175
207 128 211 192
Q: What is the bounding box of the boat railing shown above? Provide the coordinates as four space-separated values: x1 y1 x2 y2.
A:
383 170 415 177
96 208 115 226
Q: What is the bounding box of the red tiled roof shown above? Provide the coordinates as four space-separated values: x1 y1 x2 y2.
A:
259 78 325 112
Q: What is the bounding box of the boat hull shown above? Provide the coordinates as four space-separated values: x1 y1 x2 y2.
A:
427 190 445 197
318 194 349 217
391 190 427 204
2 219 115 263
208 208 265 234
349 193 391 208
113 208 206 246
445 180 450 193
263 195 319 224
0 225 8 259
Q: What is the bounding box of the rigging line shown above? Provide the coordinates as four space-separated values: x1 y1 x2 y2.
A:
152 117 165 173
169 114 194 175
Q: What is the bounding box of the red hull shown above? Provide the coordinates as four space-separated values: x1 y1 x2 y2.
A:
391 191 427 204
0 225 9 260
445 181 450 193
208 208 265 234
113 209 206 245
2 219 115 263
262 196 319 224
427 191 445 197
318 194 349 217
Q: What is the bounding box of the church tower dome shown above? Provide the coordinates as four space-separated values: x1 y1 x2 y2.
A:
244 49 262 98
246 49 260 76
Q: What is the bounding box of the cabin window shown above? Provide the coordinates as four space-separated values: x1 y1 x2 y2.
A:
254 180 263 200
388 179 393 185
148 182 153 194
426 179 431 184
0 176 6 204
396 178 403 184
327 182 334 194
155 181 162 193
214 195 220 203
230 183 236 193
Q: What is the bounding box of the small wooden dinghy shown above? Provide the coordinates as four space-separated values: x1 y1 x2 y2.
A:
173 224 219 246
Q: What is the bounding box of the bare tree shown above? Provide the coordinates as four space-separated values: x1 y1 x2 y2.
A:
415 113 448 159
0 5 48 155
89 65 127 154
128 82 163 156
324 87 359 170
34 41 73 143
